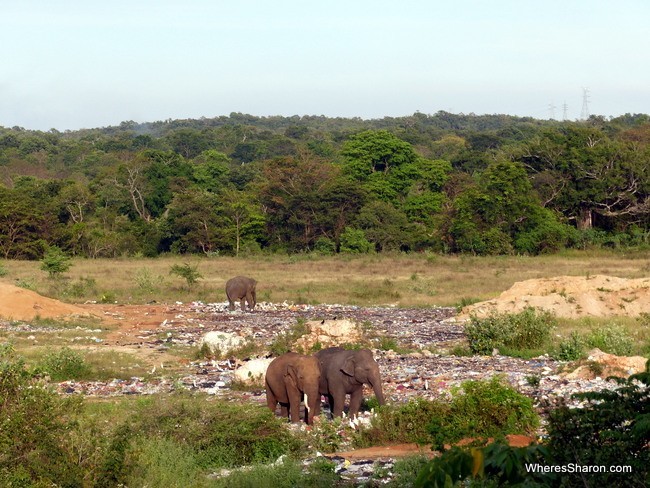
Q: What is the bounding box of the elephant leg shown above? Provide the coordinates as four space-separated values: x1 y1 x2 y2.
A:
239 298 246 311
349 388 363 418
279 404 289 420
228 299 235 311
331 393 346 418
266 391 278 414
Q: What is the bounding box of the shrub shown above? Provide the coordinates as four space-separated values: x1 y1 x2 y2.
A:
546 363 650 486
0 344 84 486
586 324 634 356
36 346 92 381
313 237 336 255
429 376 539 451
554 331 586 361
414 441 553 487
40 245 72 278
169 262 203 289
358 377 538 452
356 398 449 447
464 307 556 355
339 227 373 254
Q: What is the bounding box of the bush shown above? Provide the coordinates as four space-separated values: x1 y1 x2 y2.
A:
36 346 92 381
339 227 373 254
554 331 586 361
359 377 539 452
0 344 84 486
586 324 634 356
313 237 336 255
546 363 650 486
39 245 72 278
429 376 539 451
169 262 203 289
464 307 556 355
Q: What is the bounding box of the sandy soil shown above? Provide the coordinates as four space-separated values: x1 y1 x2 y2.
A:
0 283 92 321
460 275 650 319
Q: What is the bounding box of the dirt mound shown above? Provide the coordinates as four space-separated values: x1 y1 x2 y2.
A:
564 348 648 380
461 275 650 319
0 283 91 321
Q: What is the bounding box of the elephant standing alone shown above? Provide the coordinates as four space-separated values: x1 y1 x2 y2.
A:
225 276 257 311
265 352 321 425
315 347 385 418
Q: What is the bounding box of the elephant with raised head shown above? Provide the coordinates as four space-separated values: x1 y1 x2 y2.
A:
265 352 321 425
315 347 385 418
225 276 256 311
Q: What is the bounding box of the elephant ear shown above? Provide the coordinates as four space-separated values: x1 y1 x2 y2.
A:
286 364 299 386
341 357 355 377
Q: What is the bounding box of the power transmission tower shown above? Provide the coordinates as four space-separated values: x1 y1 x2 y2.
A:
580 88 590 120
548 103 556 120
562 102 568 121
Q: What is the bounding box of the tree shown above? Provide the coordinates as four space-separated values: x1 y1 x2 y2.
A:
165 189 226 254
192 150 232 193
514 126 650 231
355 200 415 251
0 187 48 259
221 189 265 256
258 155 365 251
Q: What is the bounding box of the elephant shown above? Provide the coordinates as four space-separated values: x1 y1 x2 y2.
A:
265 352 321 425
225 276 257 311
315 347 385 418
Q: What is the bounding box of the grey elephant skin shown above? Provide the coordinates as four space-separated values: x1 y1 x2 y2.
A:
225 276 257 311
265 352 322 425
315 347 385 418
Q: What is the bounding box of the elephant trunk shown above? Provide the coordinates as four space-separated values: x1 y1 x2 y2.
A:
369 378 385 406
304 386 321 425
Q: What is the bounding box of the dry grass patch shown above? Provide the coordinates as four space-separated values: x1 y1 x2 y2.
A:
1 250 648 308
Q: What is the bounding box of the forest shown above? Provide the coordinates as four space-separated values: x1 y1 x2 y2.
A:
1 111 649 259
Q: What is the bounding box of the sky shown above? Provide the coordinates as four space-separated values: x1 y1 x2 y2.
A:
2 0 650 131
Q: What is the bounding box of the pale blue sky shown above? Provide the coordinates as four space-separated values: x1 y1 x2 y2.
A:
2 0 649 131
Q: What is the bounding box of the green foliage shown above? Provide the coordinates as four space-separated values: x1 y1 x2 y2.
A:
0 114 648 258
169 262 203 289
35 346 93 381
546 364 650 486
39 245 72 278
357 398 448 447
464 307 556 355
339 227 373 253
212 456 339 488
313 237 336 255
414 441 553 488
0 262 7 277
0 344 85 486
585 324 634 355
553 331 586 361
358 378 538 452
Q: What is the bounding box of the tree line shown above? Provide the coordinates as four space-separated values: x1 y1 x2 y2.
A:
0 111 649 259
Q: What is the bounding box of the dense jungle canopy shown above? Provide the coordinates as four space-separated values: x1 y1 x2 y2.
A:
1 111 649 259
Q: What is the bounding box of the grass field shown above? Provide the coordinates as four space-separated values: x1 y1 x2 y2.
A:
1 249 649 308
